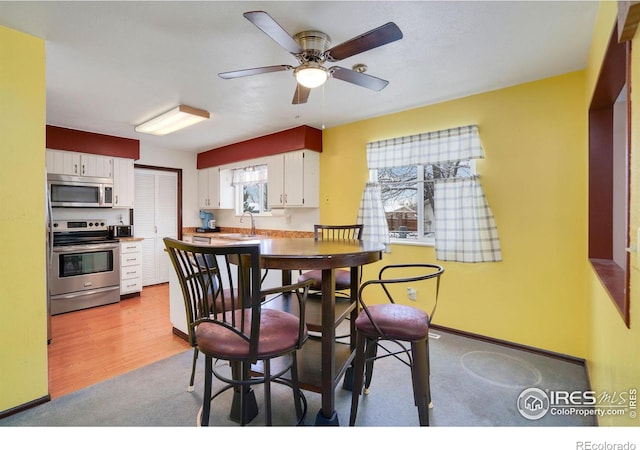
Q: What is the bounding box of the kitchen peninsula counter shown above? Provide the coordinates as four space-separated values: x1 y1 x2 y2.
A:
182 227 314 239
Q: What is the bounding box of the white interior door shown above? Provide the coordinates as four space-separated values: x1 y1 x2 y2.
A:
134 168 178 286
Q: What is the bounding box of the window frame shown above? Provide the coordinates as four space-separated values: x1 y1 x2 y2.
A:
588 24 631 327
234 181 270 216
374 160 476 246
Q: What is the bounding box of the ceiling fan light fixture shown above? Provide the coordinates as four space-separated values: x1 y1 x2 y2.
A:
135 105 210 136
294 64 329 89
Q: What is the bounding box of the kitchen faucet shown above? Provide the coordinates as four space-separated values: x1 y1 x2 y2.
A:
240 211 256 236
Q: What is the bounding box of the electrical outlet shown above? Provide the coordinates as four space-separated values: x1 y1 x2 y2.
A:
407 287 417 301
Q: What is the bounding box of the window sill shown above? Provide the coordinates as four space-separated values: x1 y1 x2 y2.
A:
590 258 630 327
390 238 435 248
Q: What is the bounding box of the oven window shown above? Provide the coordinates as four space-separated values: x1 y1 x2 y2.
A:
51 184 100 204
58 250 114 277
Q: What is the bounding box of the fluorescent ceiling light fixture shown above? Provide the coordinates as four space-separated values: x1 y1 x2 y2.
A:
294 64 329 89
135 105 210 136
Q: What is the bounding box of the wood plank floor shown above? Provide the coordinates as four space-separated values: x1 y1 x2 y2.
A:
47 283 190 399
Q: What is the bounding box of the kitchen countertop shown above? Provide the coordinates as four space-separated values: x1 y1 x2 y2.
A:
183 227 314 239
118 237 144 242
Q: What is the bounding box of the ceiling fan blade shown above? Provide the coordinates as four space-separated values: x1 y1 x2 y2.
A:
325 22 403 62
218 65 293 79
243 11 303 54
292 84 311 104
330 67 389 91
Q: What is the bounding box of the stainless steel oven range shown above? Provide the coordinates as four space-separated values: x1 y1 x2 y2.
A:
49 219 120 315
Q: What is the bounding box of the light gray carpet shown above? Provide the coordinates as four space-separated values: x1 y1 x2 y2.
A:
0 330 594 427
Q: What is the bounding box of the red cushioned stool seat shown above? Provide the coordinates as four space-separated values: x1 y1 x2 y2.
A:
354 304 429 341
298 269 352 291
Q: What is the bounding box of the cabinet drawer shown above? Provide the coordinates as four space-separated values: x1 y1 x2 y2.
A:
121 266 142 280
120 241 142 253
121 253 142 267
121 278 142 294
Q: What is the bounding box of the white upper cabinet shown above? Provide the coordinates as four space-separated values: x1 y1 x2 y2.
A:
197 168 211 208
267 150 319 208
81 153 113 178
198 166 234 209
46 149 113 178
46 149 81 175
113 157 135 208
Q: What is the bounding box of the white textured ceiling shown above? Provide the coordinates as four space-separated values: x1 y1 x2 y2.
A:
0 1 598 153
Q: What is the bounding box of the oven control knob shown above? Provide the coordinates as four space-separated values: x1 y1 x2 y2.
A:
53 222 58 228
88 223 93 227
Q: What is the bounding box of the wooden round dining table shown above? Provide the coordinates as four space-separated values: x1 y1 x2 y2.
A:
256 237 385 425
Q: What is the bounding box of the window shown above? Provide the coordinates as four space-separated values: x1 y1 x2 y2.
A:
359 124 501 262
235 180 269 214
376 161 474 242
231 164 270 215
588 23 631 326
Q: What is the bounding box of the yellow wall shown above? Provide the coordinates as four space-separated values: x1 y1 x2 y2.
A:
321 70 588 358
584 2 640 426
0 26 48 412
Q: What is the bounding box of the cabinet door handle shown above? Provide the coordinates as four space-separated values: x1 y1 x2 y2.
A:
74 163 78 174
280 194 283 204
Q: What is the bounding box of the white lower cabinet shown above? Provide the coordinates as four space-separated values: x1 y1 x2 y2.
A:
120 240 143 295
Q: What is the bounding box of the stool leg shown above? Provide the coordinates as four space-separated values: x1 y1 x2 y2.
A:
410 340 430 426
188 347 198 392
201 354 213 426
264 359 272 426
349 332 367 426
291 352 304 422
426 337 432 408
363 337 378 394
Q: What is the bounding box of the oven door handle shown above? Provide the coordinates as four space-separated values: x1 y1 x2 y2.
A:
49 285 120 300
52 243 119 253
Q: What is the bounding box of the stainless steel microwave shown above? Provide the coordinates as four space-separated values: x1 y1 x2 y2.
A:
48 174 113 208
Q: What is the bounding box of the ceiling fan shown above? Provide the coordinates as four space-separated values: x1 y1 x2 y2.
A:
218 11 403 104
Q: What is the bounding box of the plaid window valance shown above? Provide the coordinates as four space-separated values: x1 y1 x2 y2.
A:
366 125 484 169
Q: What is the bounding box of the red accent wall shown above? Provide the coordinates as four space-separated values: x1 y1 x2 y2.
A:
197 125 322 169
46 125 140 159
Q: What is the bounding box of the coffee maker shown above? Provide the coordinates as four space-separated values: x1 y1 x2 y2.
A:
198 210 218 232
